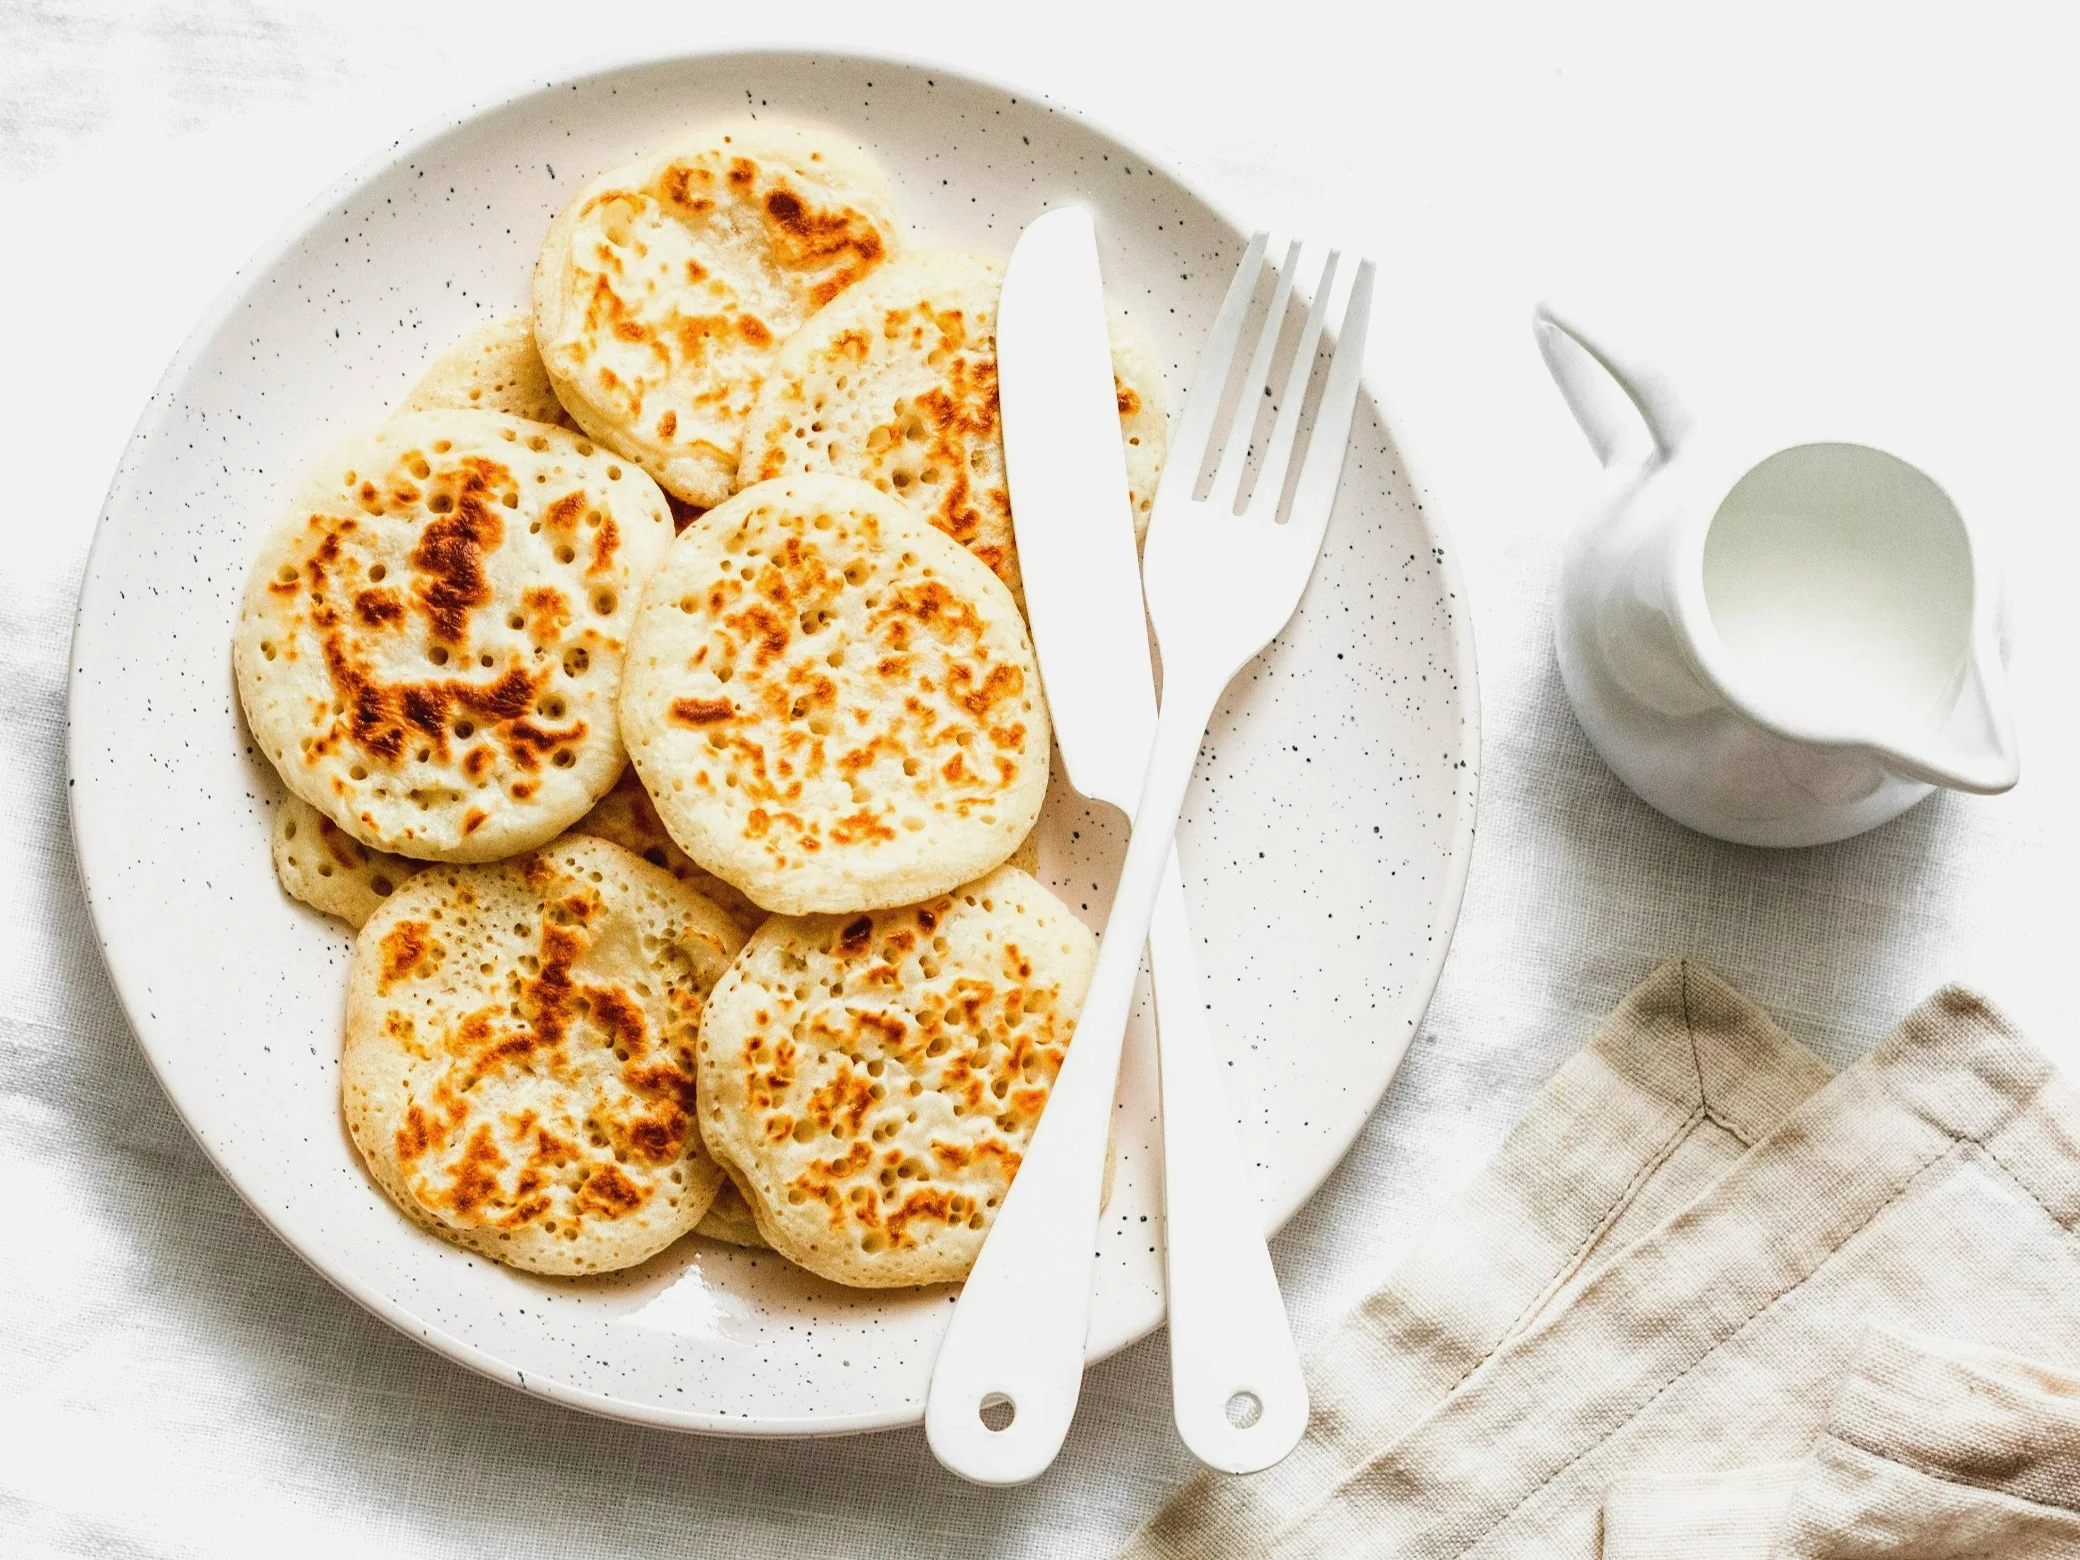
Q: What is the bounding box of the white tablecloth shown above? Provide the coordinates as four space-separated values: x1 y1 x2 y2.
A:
5 4 2074 1555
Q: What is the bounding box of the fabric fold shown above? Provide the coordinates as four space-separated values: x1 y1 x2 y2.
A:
1124 960 1831 1559
1776 1325 2080 1557
1272 986 2080 1558
1126 969 2080 1560
1608 1328 2080 1559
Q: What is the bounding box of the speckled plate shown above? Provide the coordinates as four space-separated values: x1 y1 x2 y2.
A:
67 48 1478 1435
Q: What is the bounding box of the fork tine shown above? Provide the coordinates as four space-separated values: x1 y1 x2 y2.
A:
1150 230 1269 515
1282 258 1376 548
1206 239 1301 515
1243 248 1339 520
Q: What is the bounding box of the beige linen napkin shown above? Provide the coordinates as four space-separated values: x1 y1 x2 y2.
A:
1605 1326 2080 1558
1602 1463 1808 1558
1126 966 2080 1559
1126 960 1833 1559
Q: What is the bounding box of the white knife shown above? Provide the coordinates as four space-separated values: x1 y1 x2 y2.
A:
923 206 1307 1484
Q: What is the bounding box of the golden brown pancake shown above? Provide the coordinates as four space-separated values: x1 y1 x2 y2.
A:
533 121 902 507
233 411 673 861
399 315 576 429
271 794 422 927
619 474 1049 915
696 865 1096 1286
571 765 764 934
737 251 1168 601
342 834 743 1274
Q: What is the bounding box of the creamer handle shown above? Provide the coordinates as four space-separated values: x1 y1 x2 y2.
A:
1533 302 1694 468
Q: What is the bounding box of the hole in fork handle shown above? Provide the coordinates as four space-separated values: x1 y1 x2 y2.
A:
1225 1390 1264 1430
979 1393 1017 1432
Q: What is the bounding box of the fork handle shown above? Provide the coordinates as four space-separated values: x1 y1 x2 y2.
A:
1149 854 1309 1470
926 674 1223 1485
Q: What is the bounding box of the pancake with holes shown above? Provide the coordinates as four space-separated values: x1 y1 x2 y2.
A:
272 793 423 929
571 765 764 935
695 1180 768 1248
398 315 576 429
342 833 743 1274
697 864 1096 1287
234 410 673 862
736 250 1169 601
533 121 902 508
619 473 1049 915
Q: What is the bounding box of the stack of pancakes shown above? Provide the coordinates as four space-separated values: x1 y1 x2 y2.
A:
232 120 1164 1287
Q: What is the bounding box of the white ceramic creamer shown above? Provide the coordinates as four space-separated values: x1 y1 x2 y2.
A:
1534 305 2019 847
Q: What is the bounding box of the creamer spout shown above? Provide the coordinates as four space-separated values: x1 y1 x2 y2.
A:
1867 645 2021 796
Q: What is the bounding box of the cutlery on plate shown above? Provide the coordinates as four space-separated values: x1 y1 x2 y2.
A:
925 220 1376 1486
979 205 1308 1475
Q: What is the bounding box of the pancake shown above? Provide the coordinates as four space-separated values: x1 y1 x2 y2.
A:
571 765 764 935
696 864 1097 1288
533 121 902 507
1007 827 1039 876
271 794 422 928
619 473 1049 915
736 251 1169 601
342 834 742 1275
694 1180 768 1248
398 315 575 428
234 410 673 862
272 768 770 939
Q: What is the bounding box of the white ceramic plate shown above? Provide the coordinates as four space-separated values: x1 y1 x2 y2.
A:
68 48 1478 1436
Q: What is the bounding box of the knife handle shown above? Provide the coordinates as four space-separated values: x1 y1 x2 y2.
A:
925 675 1217 1485
1148 852 1309 1470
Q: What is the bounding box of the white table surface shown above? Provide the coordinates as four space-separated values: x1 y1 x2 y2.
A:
5 3 2074 1555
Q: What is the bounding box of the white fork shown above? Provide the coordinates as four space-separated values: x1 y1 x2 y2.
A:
926 236 1377 1486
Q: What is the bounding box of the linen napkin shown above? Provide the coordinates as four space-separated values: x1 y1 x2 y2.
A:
1124 963 2080 1559
1124 960 1833 1558
1602 1463 1808 1558
1604 1325 2080 1558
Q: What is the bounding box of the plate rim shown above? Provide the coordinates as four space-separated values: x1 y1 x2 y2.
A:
65 41 1483 1437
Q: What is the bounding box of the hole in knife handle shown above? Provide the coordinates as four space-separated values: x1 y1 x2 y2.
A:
979 1392 1017 1432
1225 1390 1264 1430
